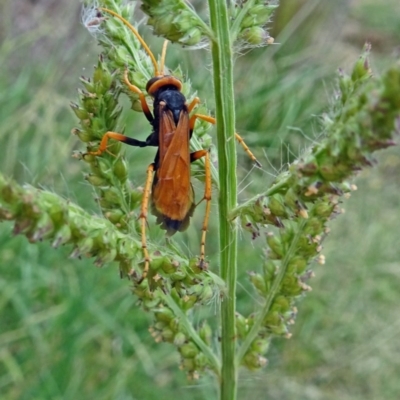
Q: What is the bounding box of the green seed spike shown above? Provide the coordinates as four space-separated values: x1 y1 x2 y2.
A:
52 225 72 248
180 342 200 359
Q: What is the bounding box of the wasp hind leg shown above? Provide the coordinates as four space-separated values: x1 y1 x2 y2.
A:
136 163 155 283
190 150 212 268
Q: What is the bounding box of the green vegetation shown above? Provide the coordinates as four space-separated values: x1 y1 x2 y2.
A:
1 1 400 399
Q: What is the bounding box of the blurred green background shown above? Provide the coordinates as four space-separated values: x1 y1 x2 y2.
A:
1 0 400 399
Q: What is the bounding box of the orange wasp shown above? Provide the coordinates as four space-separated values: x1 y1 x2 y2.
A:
88 8 260 282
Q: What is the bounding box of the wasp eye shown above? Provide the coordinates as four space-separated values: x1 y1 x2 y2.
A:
146 77 162 94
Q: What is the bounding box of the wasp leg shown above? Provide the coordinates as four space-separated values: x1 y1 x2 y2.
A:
190 149 211 267
123 69 154 123
187 97 200 113
86 132 149 156
190 113 261 167
87 69 156 157
137 163 155 283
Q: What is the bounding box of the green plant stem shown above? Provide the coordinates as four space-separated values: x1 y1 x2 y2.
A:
207 1 238 399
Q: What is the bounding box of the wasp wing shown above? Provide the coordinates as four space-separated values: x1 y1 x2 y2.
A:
151 104 195 235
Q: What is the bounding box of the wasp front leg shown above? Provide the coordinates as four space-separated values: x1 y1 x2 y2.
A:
86 71 155 157
123 69 154 123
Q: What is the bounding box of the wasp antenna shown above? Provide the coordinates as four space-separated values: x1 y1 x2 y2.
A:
159 40 169 76
99 7 160 76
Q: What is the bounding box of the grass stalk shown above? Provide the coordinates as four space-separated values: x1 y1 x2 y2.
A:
207 0 238 399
